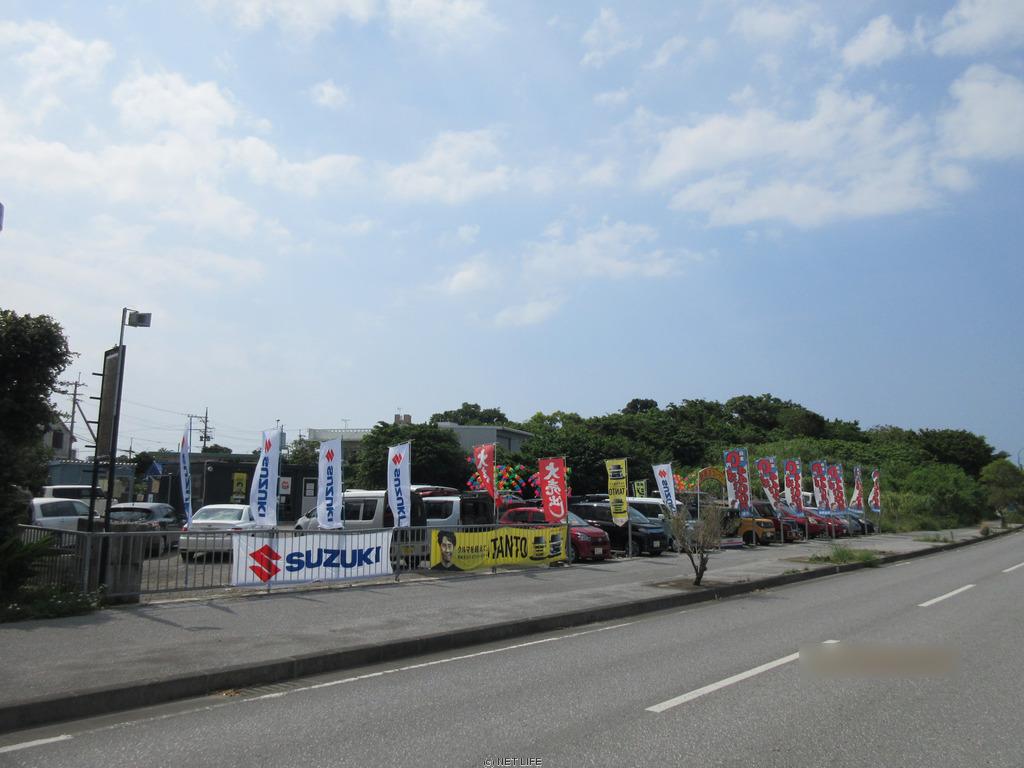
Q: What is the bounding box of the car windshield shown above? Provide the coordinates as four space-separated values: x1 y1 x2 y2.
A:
109 508 154 522
567 512 589 526
193 507 245 522
628 509 654 524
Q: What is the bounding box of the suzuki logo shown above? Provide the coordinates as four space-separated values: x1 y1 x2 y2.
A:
325 449 335 462
249 544 281 582
264 438 273 453
658 469 668 478
392 453 403 466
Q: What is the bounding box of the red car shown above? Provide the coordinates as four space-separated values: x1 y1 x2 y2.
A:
499 508 610 562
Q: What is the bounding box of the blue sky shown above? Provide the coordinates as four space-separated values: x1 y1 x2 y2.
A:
1 1 1022 458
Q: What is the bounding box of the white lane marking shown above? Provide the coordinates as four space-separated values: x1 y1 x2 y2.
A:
245 622 636 703
0 735 73 754
891 562 910 567
1002 562 1024 573
918 584 975 608
645 641 838 714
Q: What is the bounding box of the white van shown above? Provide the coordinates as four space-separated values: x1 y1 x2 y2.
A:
294 489 424 532
42 485 106 514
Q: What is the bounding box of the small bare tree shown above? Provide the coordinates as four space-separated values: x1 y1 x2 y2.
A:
666 504 722 586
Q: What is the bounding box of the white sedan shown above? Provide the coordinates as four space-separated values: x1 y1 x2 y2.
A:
179 504 272 560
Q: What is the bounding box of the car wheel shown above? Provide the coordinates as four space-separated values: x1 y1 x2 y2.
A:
629 540 641 557
742 531 754 546
570 544 579 563
180 551 190 562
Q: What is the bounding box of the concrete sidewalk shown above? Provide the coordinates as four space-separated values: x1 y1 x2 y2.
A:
1 524 1017 733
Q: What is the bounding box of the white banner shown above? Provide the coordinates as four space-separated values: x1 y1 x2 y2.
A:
317 439 344 529
387 442 412 528
653 463 677 514
231 531 394 585
249 429 282 527
179 424 193 525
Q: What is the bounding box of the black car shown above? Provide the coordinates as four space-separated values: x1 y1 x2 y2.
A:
568 502 667 556
845 512 876 534
108 502 183 555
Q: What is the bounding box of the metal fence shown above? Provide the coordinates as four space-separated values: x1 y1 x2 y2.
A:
18 523 570 600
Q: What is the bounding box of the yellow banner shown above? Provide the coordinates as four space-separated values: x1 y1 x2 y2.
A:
430 527 567 571
606 458 628 527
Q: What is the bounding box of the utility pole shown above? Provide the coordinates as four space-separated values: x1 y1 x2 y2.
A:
200 407 211 449
67 373 82 459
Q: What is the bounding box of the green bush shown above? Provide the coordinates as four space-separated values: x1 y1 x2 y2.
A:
1 585 101 622
809 545 879 567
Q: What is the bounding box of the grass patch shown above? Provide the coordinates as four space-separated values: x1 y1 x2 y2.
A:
1 585 102 623
913 533 950 543
809 545 880 567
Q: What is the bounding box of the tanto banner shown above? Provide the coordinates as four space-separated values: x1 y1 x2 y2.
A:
250 429 281 527
539 457 568 523
317 439 343 529
653 463 677 515
179 424 193 526
849 466 865 512
755 456 782 508
810 460 830 511
723 448 752 512
869 468 882 513
473 443 497 500
387 442 412 528
827 463 847 512
606 458 629 527
430 527 566 571
782 459 804 512
231 531 393 585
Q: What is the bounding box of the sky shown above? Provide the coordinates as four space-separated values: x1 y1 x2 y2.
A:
1 0 1022 459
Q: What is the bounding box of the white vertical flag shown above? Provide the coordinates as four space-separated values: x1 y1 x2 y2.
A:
653 463 677 513
179 424 193 526
387 442 412 528
250 429 281 527
317 439 343 529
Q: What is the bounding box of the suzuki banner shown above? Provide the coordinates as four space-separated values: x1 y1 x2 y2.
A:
317 439 343 529
250 429 281 527
179 424 193 526
653 463 677 515
387 442 412 528
723 448 752 512
782 458 804 512
827 463 847 512
539 457 568 523
869 468 882 513
429 527 565 571
755 456 782 508
472 443 497 500
606 458 629 526
849 466 865 512
810 460 830 511
231 531 393 585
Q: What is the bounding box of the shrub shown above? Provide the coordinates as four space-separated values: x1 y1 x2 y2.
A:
809 545 879 567
979 524 990 537
1 585 101 622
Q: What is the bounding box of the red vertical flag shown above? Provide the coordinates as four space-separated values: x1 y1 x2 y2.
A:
473 443 497 500
539 457 568 523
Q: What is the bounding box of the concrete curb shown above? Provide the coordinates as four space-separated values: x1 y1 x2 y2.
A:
1 525 1018 735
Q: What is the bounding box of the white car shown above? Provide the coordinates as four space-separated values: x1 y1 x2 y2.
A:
179 504 271 560
25 497 91 531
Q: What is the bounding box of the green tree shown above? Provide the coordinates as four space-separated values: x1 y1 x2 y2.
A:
429 402 508 426
201 443 233 455
621 398 658 414
350 422 466 490
979 459 1024 512
0 310 74 596
284 436 319 466
916 428 1003 478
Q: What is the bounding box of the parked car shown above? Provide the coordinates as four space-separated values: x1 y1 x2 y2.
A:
24 497 90 531
41 484 106 513
627 497 680 551
568 502 667 556
845 512 876 534
720 506 776 545
752 501 803 543
775 501 829 538
179 504 271 560
565 511 611 562
812 508 850 536
108 502 183 555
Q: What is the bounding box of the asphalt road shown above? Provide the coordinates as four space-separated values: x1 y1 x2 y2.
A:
3 532 1022 768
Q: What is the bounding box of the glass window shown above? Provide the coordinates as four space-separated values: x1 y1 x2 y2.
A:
344 500 364 521
425 500 454 521
41 501 73 518
193 506 245 522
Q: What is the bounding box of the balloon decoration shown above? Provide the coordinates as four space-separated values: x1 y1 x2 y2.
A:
466 457 531 495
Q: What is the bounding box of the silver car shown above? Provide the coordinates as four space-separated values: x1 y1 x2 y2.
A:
179 504 271 560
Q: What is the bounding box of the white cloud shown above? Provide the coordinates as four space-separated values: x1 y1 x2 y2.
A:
939 65 1024 160
593 89 630 107
581 8 641 69
647 35 687 69
456 224 479 243
338 216 380 235
932 0 1024 56
310 79 348 109
386 129 510 203
227 137 362 194
842 15 907 68
113 72 237 136
494 298 563 327
0 21 113 94
524 220 678 282
387 0 497 47
645 87 937 228
441 259 497 294
579 159 619 187
731 4 810 44
201 0 377 36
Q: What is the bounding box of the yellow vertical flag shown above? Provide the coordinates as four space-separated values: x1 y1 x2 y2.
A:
606 458 629 527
